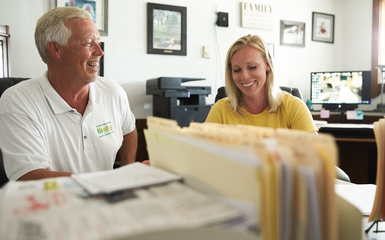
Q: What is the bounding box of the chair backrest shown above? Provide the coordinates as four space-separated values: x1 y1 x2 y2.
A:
214 86 303 103
0 77 29 187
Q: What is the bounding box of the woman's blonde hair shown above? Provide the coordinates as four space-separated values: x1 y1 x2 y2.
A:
225 34 283 115
35 7 92 64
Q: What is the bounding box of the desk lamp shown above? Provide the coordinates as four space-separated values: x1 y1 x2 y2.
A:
374 65 385 112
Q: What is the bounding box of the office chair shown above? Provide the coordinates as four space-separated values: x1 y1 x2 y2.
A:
214 86 351 182
0 77 30 187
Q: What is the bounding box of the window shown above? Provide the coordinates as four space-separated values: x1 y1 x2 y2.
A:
0 25 10 78
372 0 385 97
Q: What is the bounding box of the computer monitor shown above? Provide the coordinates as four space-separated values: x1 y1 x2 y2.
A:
310 70 371 110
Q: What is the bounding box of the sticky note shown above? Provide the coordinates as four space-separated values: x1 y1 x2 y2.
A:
346 110 364 120
346 111 356 120
356 111 364 120
320 110 330 119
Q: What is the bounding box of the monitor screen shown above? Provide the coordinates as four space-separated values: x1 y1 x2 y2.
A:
310 71 371 110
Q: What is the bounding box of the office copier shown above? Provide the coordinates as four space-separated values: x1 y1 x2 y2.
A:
146 77 212 127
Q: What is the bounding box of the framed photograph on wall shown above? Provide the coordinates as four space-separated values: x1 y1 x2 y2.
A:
312 12 334 43
97 42 104 77
147 3 187 56
267 43 274 59
51 0 108 36
280 20 305 47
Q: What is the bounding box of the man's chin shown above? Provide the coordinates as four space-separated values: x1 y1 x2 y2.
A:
88 74 98 82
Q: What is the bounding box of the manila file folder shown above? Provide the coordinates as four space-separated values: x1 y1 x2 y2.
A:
144 127 262 219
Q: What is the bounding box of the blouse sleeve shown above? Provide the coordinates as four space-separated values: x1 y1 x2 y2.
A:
288 97 318 132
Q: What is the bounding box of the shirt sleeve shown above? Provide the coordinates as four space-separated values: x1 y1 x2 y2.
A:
0 102 52 180
288 97 318 132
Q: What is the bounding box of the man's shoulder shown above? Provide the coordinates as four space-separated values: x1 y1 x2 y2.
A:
95 77 123 91
1 77 41 100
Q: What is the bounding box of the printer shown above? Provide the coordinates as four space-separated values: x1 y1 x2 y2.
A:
146 77 212 127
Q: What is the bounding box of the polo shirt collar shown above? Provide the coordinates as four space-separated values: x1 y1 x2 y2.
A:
38 71 98 114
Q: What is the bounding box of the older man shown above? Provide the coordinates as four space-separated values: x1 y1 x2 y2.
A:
0 7 138 181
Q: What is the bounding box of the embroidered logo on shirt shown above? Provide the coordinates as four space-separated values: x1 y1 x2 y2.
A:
44 181 59 191
96 121 114 138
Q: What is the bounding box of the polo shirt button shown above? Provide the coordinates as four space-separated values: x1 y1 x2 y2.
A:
70 110 75 113
84 136 87 140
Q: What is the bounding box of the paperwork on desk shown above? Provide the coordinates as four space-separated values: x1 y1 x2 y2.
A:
0 176 245 240
145 116 340 240
335 184 376 216
72 162 182 195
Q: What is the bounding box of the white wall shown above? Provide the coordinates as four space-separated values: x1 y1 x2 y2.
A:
0 0 374 118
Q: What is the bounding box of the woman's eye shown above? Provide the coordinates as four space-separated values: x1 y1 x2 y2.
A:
249 66 257 70
233 69 240 73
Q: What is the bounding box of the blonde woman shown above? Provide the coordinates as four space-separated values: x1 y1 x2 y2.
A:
206 34 317 133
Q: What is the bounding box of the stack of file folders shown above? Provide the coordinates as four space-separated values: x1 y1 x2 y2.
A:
369 117 385 222
144 116 339 240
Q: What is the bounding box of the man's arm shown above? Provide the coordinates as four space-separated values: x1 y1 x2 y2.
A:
116 128 138 166
18 169 72 181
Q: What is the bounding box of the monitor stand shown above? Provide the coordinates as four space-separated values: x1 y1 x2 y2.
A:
322 104 358 111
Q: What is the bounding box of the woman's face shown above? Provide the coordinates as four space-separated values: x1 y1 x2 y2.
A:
231 46 270 100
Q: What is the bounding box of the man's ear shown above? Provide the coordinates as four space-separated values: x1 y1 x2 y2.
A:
46 41 61 60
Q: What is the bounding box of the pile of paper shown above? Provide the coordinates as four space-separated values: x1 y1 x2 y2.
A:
0 170 244 239
72 162 183 195
369 118 385 222
145 116 338 240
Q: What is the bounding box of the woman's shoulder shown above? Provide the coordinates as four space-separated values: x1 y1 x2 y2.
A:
281 92 303 104
213 97 231 109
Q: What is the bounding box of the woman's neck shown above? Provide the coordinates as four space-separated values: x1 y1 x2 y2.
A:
243 95 267 114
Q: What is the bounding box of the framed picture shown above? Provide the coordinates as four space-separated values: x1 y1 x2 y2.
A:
280 20 305 47
267 43 274 59
147 3 187 56
312 12 335 43
51 0 108 36
98 42 104 77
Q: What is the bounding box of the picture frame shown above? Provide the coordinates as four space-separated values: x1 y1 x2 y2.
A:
267 43 274 59
51 0 108 36
147 3 187 56
280 20 305 47
98 42 104 77
312 12 335 43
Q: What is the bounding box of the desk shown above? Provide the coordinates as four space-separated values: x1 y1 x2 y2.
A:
137 117 379 184
312 111 383 184
335 180 385 240
318 123 377 184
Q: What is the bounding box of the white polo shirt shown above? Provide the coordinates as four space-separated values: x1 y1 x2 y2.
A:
0 72 136 180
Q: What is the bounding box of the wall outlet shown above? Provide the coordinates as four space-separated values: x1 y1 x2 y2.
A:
143 103 151 109
203 46 211 58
